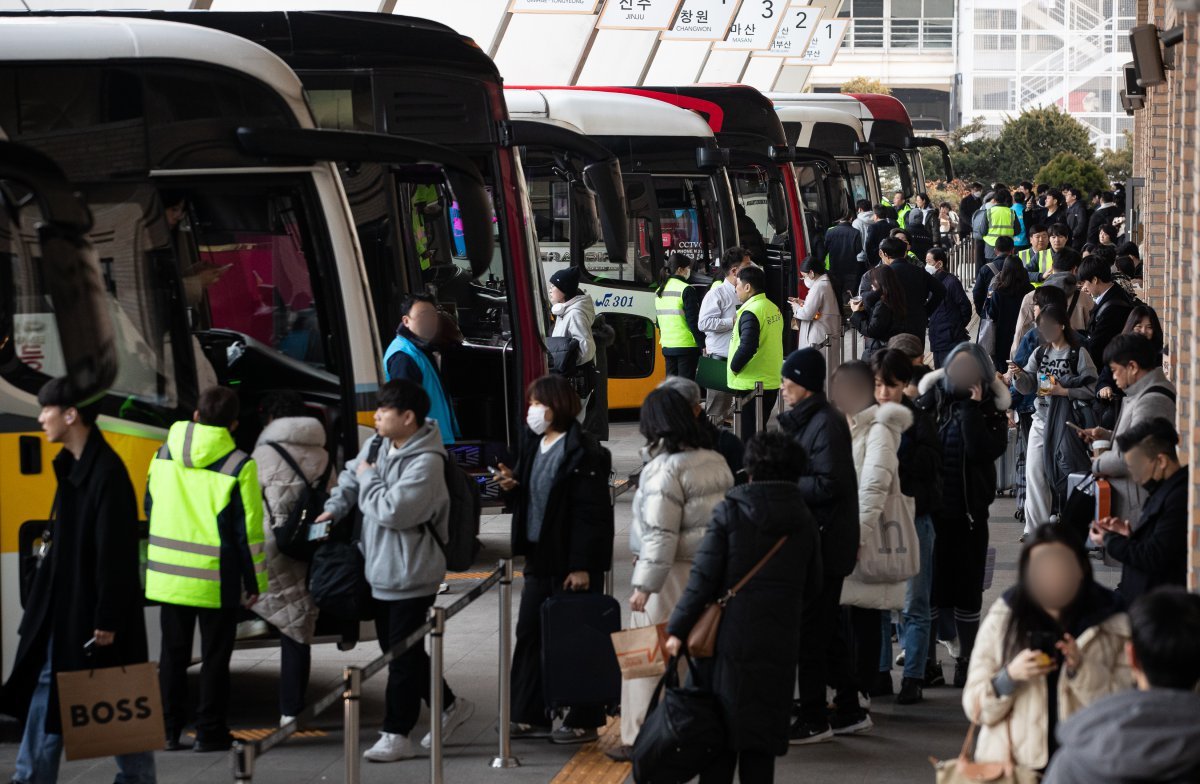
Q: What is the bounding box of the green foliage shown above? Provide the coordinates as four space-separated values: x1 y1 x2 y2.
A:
1097 133 1133 183
840 77 890 95
992 106 1095 185
1035 152 1110 197
942 117 1001 185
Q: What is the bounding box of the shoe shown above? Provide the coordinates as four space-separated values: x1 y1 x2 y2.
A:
896 677 924 705
509 722 553 740
938 637 962 660
924 660 946 688
193 734 234 752
363 732 416 763
164 734 193 752
857 690 871 711
788 720 834 745
894 651 906 668
439 582 450 594
550 726 598 745
830 712 874 736
420 697 475 749
280 715 297 728
953 657 968 689
605 744 634 762
235 618 270 640
869 671 894 698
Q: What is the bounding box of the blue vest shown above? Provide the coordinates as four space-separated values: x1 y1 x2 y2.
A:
383 334 460 444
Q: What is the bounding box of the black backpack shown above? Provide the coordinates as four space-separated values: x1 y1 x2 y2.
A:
263 442 332 562
426 454 482 572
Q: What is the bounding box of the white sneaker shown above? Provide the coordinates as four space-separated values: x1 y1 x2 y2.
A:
421 697 475 749
280 715 297 728
363 732 416 762
939 637 962 660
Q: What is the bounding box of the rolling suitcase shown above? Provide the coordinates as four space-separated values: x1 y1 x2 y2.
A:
994 424 1019 497
541 592 622 712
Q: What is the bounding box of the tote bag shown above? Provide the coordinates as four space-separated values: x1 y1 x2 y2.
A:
854 474 919 584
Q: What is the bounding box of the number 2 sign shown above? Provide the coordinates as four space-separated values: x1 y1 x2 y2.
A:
761 3 819 57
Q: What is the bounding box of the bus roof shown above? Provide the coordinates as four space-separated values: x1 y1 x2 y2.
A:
505 88 716 140
773 105 866 156
0 16 311 126
767 92 913 149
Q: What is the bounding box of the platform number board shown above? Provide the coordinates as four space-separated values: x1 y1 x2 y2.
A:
761 3 819 56
713 0 787 50
508 0 602 12
791 17 849 65
598 0 685 29
661 0 743 39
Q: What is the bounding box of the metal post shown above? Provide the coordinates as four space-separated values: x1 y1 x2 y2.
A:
731 393 744 439
603 570 614 596
754 381 765 434
429 605 447 784
232 740 255 781
344 666 361 784
492 560 521 769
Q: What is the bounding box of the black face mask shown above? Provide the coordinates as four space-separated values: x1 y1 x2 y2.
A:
1142 478 1162 495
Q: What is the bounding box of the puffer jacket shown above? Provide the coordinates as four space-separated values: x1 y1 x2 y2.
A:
841 402 913 610
794 274 842 352
551 292 597 365
630 446 734 594
963 589 1132 771
251 417 329 644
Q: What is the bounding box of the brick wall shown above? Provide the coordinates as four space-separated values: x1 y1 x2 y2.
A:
1134 0 1199 590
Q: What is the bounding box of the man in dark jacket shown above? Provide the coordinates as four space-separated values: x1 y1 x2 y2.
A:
3 378 153 782
775 349 867 742
824 212 864 302
1043 589 1200 784
924 247 972 367
971 235 1015 316
1086 191 1120 245
873 237 944 338
863 205 896 268
958 182 983 241
1063 186 1090 251
1079 256 1135 367
1090 418 1187 602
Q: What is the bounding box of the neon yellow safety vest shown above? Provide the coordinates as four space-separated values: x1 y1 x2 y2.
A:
145 421 268 608
1019 248 1053 286
983 205 1015 246
656 276 698 349
710 279 723 291
727 292 784 391
897 202 912 226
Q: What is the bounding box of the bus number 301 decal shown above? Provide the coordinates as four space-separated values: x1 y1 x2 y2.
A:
595 293 636 309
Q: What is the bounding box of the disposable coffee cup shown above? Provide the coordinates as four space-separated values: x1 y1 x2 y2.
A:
1092 440 1111 456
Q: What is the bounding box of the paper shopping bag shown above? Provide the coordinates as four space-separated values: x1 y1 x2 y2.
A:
611 623 668 680
56 662 165 761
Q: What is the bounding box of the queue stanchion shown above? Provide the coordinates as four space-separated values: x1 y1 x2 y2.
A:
754 381 765 433
731 393 744 439
429 605 447 784
232 740 255 781
492 559 521 769
343 666 362 784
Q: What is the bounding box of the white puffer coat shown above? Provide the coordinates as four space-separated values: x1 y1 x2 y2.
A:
841 402 913 610
630 446 734 594
251 417 330 644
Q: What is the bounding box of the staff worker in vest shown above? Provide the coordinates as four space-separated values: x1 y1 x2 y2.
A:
728 264 784 438
981 189 1016 265
656 252 705 380
1019 224 1054 284
3 379 155 783
146 387 267 753
384 294 461 445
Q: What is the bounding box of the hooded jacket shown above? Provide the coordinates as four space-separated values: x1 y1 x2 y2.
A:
963 587 1131 771
915 343 1011 524
776 393 860 577
630 446 734 594
1010 273 1094 357
1042 687 1200 784
928 269 972 352
251 416 329 643
324 420 449 601
668 482 822 755
551 292 597 365
841 402 914 610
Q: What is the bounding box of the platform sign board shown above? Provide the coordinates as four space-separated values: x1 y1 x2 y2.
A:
792 17 848 65
509 0 602 12
712 0 786 50
760 3 819 56
597 0 683 29
660 0 742 39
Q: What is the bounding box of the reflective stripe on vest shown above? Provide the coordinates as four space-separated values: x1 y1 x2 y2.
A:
983 206 1015 246
727 293 784 391
656 277 697 349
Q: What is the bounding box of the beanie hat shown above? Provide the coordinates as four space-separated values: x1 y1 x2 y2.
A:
781 348 826 392
549 266 581 299
887 333 924 360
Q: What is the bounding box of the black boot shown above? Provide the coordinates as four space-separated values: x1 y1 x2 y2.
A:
896 677 924 705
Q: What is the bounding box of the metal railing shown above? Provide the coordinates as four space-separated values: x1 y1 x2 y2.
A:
231 560 518 783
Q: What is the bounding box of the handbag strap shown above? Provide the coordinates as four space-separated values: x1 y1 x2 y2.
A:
720 536 788 605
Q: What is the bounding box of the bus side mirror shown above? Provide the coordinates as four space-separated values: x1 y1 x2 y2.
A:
582 158 628 265
443 169 496 280
768 179 790 235
571 181 603 255
696 147 730 171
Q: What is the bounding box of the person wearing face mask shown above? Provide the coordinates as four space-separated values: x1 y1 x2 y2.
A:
791 256 843 385
494 375 614 744
963 526 1130 774
547 266 599 421
383 294 461 445
924 248 972 368
1089 419 1186 603
915 343 1010 687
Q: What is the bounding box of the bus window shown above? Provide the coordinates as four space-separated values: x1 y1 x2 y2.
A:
731 170 779 253
652 176 721 275
841 159 872 204
794 165 827 231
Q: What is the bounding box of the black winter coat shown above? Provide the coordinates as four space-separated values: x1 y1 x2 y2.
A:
1085 285 1134 368
777 394 859 577
864 219 895 267
928 269 972 352
849 294 897 357
1 428 149 734
986 284 1031 369
1105 468 1187 603
667 482 821 755
1066 202 1090 250
958 194 981 238
899 398 943 516
508 422 613 577
824 221 863 282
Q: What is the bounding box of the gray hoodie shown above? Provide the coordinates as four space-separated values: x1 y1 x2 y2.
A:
1043 688 1200 784
324 420 449 601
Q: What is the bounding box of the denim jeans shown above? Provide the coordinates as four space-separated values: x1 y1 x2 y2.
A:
900 513 936 680
15 639 157 784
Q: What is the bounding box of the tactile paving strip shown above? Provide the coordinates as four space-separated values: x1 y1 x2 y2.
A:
550 717 631 784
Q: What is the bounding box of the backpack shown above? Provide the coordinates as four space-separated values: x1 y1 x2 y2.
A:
263 442 332 562
425 454 482 572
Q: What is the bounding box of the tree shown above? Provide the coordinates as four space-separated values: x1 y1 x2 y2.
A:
1035 152 1109 197
1097 132 1133 184
940 116 1002 185
840 77 890 95
992 106 1095 185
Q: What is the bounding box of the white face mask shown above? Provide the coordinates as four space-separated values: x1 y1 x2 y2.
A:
925 264 939 276
526 403 550 435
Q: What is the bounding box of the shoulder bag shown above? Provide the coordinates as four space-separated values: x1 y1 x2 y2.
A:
930 708 1037 784
631 655 725 784
686 536 787 658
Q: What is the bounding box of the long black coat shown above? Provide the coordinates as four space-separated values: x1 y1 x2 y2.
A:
668 482 821 755
508 422 613 577
1105 468 1187 603
777 394 859 577
1 428 149 734
1085 284 1135 368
